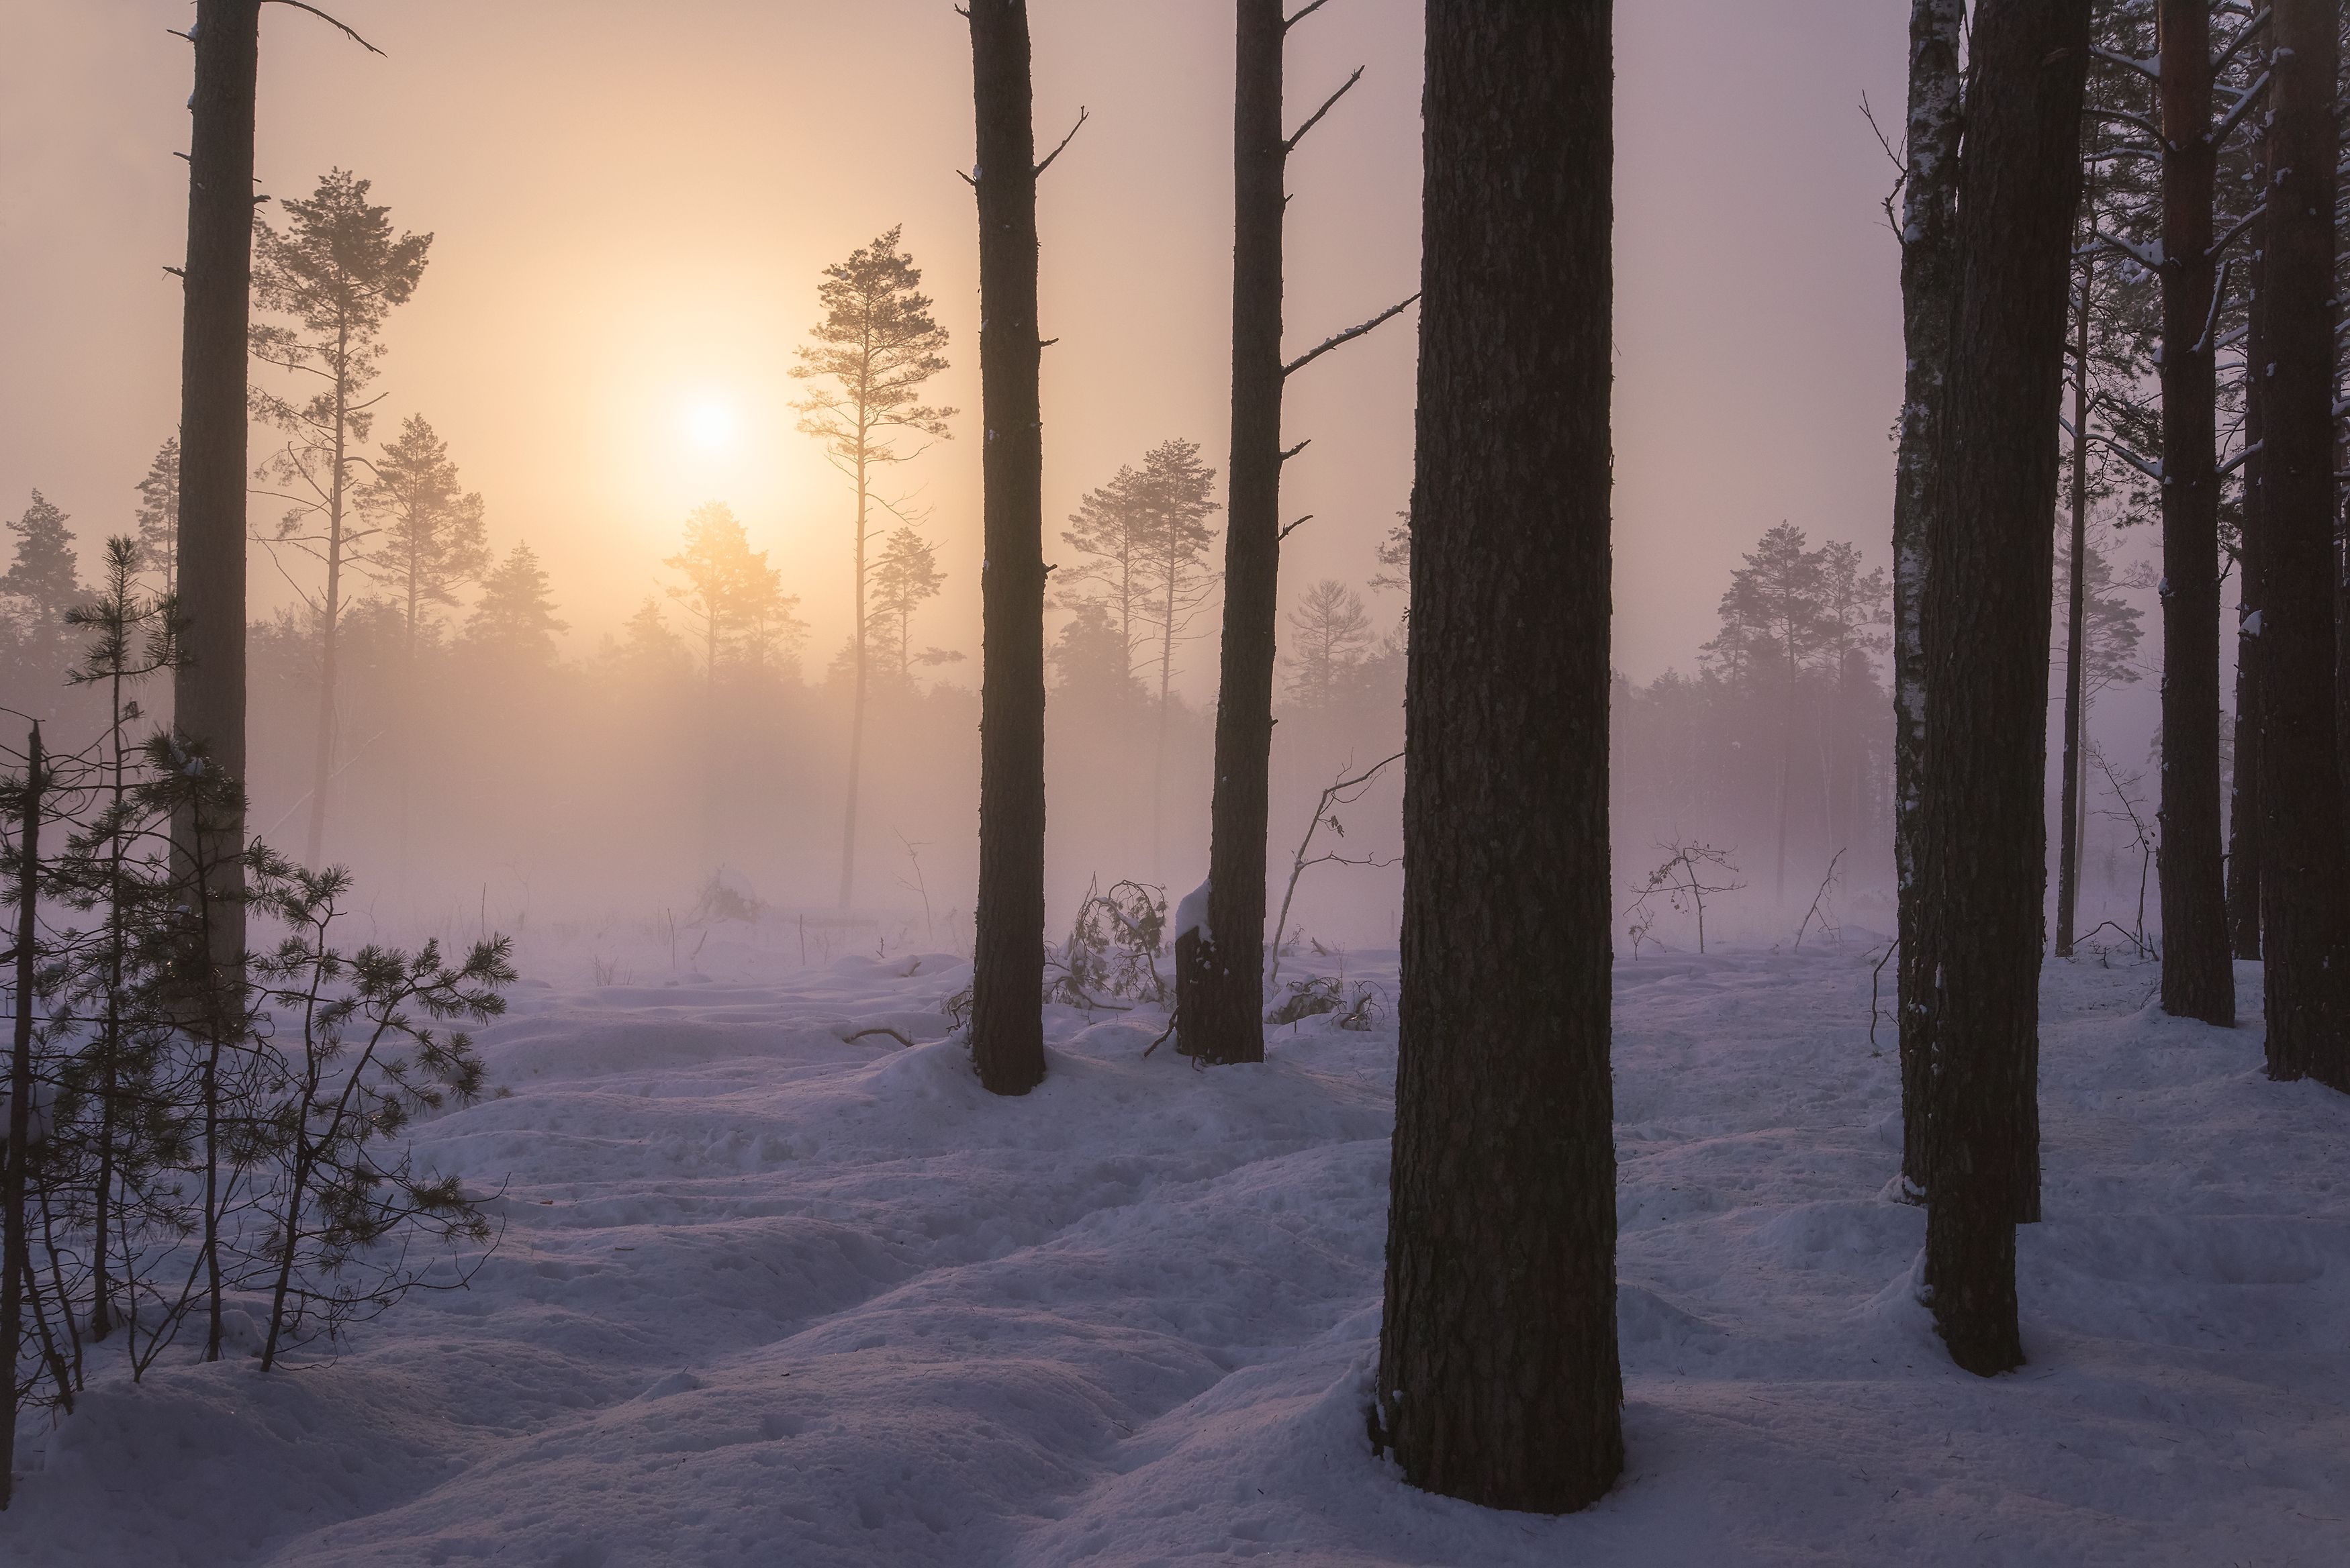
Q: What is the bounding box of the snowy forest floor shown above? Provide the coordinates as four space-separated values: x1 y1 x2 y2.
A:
9 936 2349 1567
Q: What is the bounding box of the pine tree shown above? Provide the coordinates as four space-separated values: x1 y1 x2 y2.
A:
1375 0 1619 1512
250 167 432 871
1062 438 1220 871
133 436 182 595
870 525 947 684
2150 0 2234 1026
792 226 955 909
172 0 261 981
2253 0 2349 1087
966 0 1051 1097
462 544 567 666
664 503 802 863
1701 522 1838 905
359 415 488 870
1185 0 1412 1068
1918 0 2089 1375
361 416 489 658
1282 578 1372 716
1891 0 1965 1198
663 502 802 691
3 492 84 636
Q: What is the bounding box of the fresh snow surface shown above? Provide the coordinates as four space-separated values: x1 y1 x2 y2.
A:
11 938 2349 1566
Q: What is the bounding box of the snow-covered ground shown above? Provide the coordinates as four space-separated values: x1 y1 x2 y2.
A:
11 934 2348 1566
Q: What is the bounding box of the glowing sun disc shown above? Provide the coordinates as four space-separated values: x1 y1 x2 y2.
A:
682 399 740 452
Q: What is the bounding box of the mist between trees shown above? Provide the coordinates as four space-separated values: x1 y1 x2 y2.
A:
13 471 2171 962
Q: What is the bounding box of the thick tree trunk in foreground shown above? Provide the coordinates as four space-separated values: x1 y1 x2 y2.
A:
1183 0 1287 1067
966 0 1048 1096
1920 0 2087 1377
1374 1 1621 1512
174 0 260 968
2256 0 2350 1088
2156 0 2235 1026
2057 252 2093 961
2226 237 2265 963
1893 0 1965 1197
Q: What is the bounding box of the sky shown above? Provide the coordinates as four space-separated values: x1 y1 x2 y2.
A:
1 0 1912 687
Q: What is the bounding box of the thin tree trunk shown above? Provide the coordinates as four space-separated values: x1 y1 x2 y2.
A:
1919 0 2087 1376
1182 0 1288 1068
2156 0 2235 1026
1893 0 1964 1198
839 442 869 908
2257 0 2350 1087
2057 250 2094 959
966 0 1048 1097
1152 581 1174 881
1 726 44 1510
305 376 348 871
2226 228 2266 962
172 0 260 972
1374 1 1621 1512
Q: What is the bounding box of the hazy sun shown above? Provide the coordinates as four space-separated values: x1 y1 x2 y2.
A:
682 397 740 452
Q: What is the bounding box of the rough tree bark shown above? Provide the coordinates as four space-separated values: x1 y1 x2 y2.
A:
2255 0 2350 1087
966 0 1048 1097
1182 0 1288 1068
1920 0 2087 1377
2226 228 2265 963
2155 0 2235 1026
1893 0 1965 1198
2057 248 2093 961
1374 1 1621 1512
173 0 261 970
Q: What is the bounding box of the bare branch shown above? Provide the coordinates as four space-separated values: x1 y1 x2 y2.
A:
1033 106 1089 177
845 1026 917 1049
1278 513 1313 542
1284 66 1363 155
263 0 385 55
1282 293 1419 378
1278 439 1311 463
2218 438 2263 478
1283 0 1334 30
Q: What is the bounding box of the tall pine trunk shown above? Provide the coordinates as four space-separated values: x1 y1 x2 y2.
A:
966 0 1047 1097
839 439 870 908
1893 0 1964 1197
173 0 260 969
1374 1 1621 1512
2256 0 2350 1087
2057 251 2093 960
2155 0 2235 1026
2226 227 2266 962
1 727 44 1510
1182 0 1287 1067
305 364 348 870
1920 0 2087 1376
